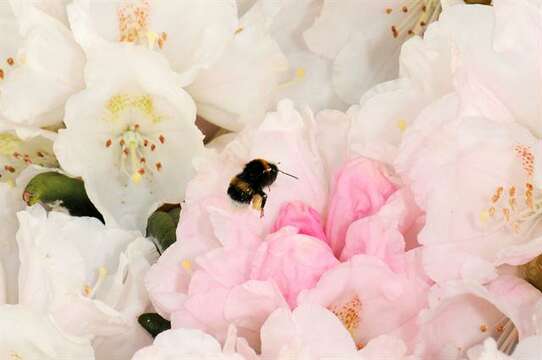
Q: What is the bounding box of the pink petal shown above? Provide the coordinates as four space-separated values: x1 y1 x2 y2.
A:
272 201 327 242
250 228 339 307
326 157 397 256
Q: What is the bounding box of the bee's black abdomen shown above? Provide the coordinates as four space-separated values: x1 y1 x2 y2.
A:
227 178 254 204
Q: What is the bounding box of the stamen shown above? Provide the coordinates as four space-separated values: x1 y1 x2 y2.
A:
278 67 306 88
388 0 440 39
83 266 108 298
496 318 518 355
6 57 14 66
181 259 192 272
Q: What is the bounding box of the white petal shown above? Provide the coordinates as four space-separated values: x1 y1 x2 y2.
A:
0 5 85 127
333 31 400 104
187 11 288 131
132 328 245 360
0 304 95 359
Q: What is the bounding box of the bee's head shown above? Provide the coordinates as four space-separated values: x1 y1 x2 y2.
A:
261 162 279 186
241 159 278 186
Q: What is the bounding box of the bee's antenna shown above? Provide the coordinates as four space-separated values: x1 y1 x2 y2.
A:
278 169 298 180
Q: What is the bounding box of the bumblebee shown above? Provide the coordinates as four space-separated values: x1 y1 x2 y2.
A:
227 159 297 217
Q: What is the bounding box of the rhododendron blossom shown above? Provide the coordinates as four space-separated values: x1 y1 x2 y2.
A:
146 100 428 351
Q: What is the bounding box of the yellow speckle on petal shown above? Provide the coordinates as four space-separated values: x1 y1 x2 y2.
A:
480 210 490 223
98 266 108 278
295 67 306 79
146 31 159 49
397 119 407 132
10 351 23 360
131 172 143 184
181 259 192 272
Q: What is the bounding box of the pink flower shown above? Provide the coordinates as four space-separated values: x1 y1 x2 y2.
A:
298 251 431 351
146 100 424 350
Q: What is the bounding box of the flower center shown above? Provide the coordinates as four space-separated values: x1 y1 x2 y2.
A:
104 95 166 184
386 0 442 39
0 132 57 184
117 0 168 49
480 145 541 235
328 295 362 341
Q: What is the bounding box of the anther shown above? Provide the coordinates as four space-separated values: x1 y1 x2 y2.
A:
105 139 112 148
391 25 399 38
159 135 165 144
6 57 14 66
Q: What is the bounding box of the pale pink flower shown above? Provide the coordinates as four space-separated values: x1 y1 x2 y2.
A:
146 100 424 350
415 275 542 359
396 93 542 284
298 251 431 352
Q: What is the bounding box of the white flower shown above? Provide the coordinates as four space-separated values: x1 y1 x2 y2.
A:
0 304 95 360
54 44 205 231
131 328 246 360
67 0 287 131
68 0 238 83
349 2 495 164
304 0 462 104
0 1 85 127
17 205 158 359
0 130 57 304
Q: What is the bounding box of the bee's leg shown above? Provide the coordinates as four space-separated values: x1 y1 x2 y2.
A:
258 191 267 218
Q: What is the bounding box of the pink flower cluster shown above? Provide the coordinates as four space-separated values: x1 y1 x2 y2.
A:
144 96 542 358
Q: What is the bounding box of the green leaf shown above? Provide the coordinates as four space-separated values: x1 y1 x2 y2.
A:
146 207 180 253
464 0 492 4
138 313 171 338
23 172 103 221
